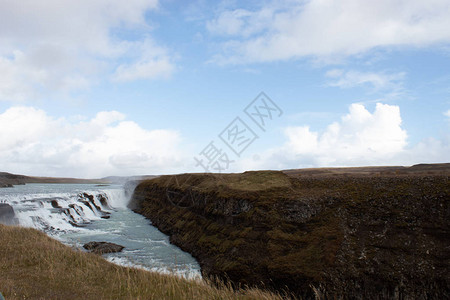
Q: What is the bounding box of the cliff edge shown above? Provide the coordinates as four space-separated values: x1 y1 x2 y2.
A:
130 165 450 298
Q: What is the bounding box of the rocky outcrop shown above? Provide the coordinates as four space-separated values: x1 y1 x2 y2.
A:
0 203 17 225
77 192 111 219
130 170 450 299
83 242 124 254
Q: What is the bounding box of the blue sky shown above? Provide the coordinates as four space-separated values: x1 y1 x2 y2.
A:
0 0 449 178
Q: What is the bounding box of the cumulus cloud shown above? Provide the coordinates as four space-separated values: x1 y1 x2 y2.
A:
282 103 408 165
208 0 450 63
0 106 186 178
236 102 449 171
0 0 175 101
1 104 448 177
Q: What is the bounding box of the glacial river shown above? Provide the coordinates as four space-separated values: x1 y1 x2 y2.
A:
0 183 200 279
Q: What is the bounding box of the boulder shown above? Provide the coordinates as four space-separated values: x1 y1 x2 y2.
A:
83 241 124 254
50 200 61 208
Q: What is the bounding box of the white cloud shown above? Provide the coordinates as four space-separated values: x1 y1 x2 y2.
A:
325 69 405 91
0 0 175 101
444 109 450 118
236 102 449 170
0 106 186 178
284 103 408 165
1 104 447 177
112 58 174 82
206 8 271 37
207 9 250 36
208 0 450 63
111 39 175 82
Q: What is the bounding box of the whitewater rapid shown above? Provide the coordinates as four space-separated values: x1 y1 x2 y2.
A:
0 183 201 279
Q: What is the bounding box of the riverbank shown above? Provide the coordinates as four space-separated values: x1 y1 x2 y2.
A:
0 224 281 299
130 164 450 298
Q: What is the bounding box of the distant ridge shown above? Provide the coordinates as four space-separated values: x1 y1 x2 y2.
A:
0 172 156 188
282 163 450 177
1 163 448 188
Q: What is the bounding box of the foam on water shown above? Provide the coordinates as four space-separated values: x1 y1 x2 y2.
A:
106 256 201 280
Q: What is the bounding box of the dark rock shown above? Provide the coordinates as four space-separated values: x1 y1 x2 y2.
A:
68 221 86 228
80 193 103 211
50 200 61 208
97 194 108 206
0 172 28 187
0 203 16 224
83 241 124 254
101 215 110 219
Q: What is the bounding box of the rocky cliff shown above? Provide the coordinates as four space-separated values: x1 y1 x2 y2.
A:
130 166 450 299
0 172 27 187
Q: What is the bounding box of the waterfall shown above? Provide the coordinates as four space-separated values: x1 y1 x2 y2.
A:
0 186 123 233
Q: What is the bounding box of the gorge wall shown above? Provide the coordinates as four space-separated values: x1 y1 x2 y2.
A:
130 167 450 299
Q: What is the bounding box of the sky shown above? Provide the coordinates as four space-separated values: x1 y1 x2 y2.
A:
0 0 449 178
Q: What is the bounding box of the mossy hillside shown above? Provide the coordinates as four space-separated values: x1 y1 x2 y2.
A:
131 170 450 298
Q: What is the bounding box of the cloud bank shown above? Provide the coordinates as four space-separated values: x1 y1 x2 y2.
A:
208 0 450 63
1 104 447 178
237 103 449 171
0 107 185 178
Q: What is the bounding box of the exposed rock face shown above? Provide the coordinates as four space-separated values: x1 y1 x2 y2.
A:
83 242 124 254
0 203 16 225
77 192 111 219
97 194 110 208
130 170 450 299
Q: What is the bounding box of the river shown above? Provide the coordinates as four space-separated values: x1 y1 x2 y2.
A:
0 183 200 279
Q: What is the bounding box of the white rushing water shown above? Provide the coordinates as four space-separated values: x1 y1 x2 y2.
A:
0 183 201 279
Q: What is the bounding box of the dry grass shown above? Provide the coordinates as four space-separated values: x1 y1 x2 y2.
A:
0 224 283 300
151 170 292 194
217 171 292 191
